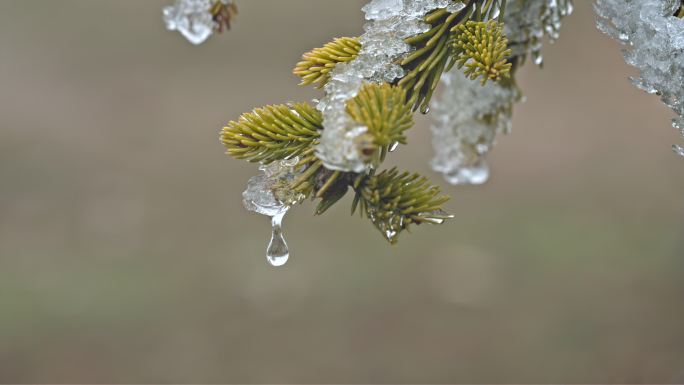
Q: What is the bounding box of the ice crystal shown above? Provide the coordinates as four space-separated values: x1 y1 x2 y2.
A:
595 0 684 157
163 0 231 44
430 0 573 185
315 0 465 173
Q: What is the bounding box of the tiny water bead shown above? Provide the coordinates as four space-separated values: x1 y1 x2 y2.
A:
674 119 684 157
266 212 289 267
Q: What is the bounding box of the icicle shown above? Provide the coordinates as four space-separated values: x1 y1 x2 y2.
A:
242 158 304 267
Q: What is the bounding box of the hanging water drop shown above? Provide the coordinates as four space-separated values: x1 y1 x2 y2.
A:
266 212 289 267
241 157 305 267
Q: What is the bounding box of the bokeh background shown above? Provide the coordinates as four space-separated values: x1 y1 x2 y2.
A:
1 0 683 383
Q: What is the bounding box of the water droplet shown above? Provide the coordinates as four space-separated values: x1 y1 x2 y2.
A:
673 119 684 135
490 6 500 19
389 141 399 152
565 2 574 15
384 229 398 242
266 212 289 267
447 2 466 13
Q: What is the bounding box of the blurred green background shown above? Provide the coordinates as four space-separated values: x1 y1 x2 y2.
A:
1 0 683 383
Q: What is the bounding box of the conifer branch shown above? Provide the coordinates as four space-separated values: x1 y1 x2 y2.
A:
346 83 414 164
221 103 346 205
398 0 507 112
352 168 453 244
221 0 517 249
453 20 513 85
220 102 321 164
676 0 684 18
293 37 362 88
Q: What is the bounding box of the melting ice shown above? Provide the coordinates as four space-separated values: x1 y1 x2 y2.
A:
242 158 304 266
163 0 231 44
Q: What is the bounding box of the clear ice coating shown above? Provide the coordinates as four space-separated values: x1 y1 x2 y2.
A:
242 158 305 266
594 0 684 157
163 0 230 44
430 70 519 185
430 0 573 185
315 0 466 172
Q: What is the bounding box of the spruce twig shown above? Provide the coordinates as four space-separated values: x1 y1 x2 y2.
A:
220 102 321 164
210 0 238 33
353 168 452 244
293 37 362 88
346 83 414 165
398 0 504 112
453 20 513 85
